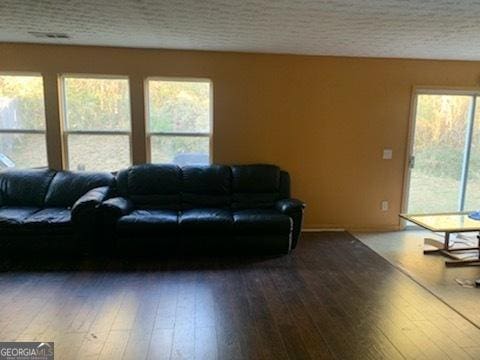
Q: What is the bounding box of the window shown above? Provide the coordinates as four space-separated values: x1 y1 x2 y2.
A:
62 76 132 171
0 74 47 169
147 79 212 165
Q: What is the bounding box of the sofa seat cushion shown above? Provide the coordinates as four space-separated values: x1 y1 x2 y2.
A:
23 208 72 230
179 208 233 233
0 206 40 227
117 209 178 234
233 209 292 235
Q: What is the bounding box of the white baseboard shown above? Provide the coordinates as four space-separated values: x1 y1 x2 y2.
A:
302 225 401 232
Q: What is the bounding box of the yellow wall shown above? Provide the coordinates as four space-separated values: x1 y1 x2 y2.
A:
1 43 480 230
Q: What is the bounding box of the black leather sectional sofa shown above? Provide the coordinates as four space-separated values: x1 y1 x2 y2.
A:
0 168 114 253
0 164 305 255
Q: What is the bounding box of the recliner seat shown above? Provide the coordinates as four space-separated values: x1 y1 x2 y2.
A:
101 164 305 254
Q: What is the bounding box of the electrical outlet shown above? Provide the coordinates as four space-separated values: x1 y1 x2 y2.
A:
381 200 389 211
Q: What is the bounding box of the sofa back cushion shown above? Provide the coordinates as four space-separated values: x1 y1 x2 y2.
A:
231 164 281 210
45 171 114 207
279 170 291 199
117 164 182 209
182 165 231 209
0 168 56 207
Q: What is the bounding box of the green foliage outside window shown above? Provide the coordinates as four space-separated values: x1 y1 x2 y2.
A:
0 76 211 169
64 77 130 131
148 80 210 133
0 76 45 130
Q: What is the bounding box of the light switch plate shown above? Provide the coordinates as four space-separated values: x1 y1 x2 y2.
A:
383 148 393 160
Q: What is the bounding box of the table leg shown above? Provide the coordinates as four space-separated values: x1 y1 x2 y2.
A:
445 232 480 266
424 232 450 254
424 232 480 265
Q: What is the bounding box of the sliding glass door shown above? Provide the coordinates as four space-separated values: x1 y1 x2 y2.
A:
407 92 480 213
465 101 480 210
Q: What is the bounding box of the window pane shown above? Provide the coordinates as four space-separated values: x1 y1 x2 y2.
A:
67 134 130 171
0 133 47 168
150 136 209 165
408 95 471 213
0 75 46 130
148 80 210 133
64 77 130 131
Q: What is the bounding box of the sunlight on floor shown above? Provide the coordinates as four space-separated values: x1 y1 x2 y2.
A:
353 228 480 327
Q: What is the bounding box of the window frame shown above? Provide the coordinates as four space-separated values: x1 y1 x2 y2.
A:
145 77 214 164
59 73 133 171
402 86 480 220
0 72 48 168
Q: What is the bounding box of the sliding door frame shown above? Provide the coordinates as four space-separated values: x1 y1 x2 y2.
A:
401 86 480 224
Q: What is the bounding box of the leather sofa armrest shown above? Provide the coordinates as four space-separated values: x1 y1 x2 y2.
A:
71 187 111 251
71 186 110 224
275 198 305 250
275 198 306 213
100 197 134 221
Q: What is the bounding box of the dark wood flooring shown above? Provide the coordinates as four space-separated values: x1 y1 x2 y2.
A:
1 232 479 359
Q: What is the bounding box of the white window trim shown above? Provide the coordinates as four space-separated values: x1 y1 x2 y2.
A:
59 74 133 170
145 77 214 164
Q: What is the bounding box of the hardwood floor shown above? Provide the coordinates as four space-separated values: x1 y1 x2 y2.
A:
1 232 479 359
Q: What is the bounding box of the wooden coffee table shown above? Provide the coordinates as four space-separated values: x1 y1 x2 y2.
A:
400 212 480 266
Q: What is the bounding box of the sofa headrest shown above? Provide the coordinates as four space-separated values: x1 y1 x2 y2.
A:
116 164 182 209
181 165 231 209
0 168 56 207
117 164 182 195
45 171 115 207
113 163 287 209
182 165 231 194
231 164 280 193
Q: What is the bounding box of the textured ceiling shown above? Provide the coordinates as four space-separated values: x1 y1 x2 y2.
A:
1 0 480 60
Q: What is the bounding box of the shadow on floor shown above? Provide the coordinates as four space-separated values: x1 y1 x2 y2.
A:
0 251 289 272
